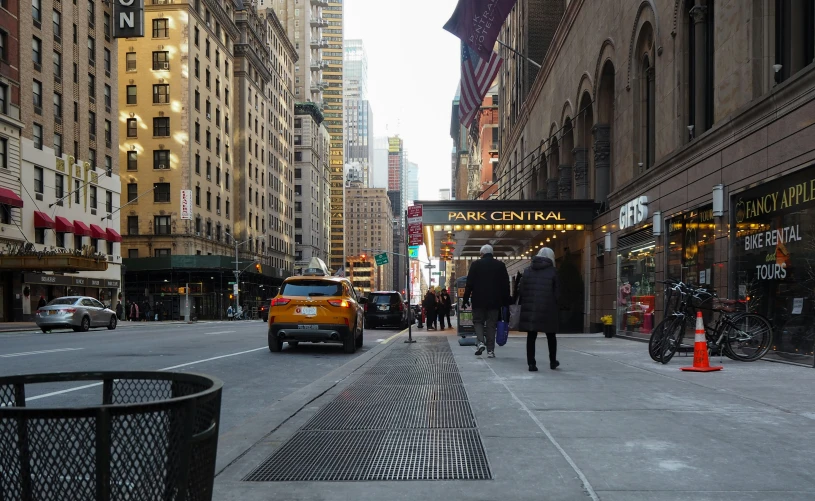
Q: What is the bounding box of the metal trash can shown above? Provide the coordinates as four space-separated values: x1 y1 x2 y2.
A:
0 371 223 501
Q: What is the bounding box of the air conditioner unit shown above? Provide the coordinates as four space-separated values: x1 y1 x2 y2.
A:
196 232 201 236
162 62 169 70
207 175 211 180
206 113 211 119
217 210 221 215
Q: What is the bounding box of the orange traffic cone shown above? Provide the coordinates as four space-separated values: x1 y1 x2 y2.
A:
681 311 723 372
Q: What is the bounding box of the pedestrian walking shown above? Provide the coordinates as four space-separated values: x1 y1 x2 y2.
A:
227 305 234 320
37 296 47 309
424 288 437 330
516 247 560 371
116 301 124 320
440 289 453 329
130 301 140 322
462 244 510 358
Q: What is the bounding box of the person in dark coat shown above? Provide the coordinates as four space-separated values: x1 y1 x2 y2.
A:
516 247 560 371
37 296 47 309
423 288 438 330
439 289 453 329
462 244 511 358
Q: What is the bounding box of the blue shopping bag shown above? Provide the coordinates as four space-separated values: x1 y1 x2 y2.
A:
496 307 509 346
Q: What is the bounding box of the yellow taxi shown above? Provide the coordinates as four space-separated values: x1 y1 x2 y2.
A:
267 258 367 353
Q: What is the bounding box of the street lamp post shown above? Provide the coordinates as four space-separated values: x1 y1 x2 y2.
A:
226 232 260 315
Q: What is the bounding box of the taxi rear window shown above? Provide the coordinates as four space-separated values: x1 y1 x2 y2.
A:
281 280 343 297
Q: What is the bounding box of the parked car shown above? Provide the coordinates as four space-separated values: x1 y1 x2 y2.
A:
267 258 366 353
35 296 118 333
258 300 272 322
365 291 409 330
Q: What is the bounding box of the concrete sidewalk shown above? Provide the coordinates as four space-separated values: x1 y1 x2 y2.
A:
214 332 815 501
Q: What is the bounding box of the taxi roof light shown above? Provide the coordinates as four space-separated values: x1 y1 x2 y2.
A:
301 257 330 276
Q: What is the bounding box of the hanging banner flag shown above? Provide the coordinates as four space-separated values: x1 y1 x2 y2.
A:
113 0 145 38
180 190 192 220
443 0 519 60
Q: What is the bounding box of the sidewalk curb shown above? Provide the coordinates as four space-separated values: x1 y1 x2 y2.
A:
214 329 407 475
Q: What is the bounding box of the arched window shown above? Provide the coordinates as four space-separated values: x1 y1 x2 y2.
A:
686 0 715 138
634 20 656 174
644 55 655 169
774 0 815 84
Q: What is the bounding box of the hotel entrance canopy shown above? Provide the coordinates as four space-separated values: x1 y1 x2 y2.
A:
416 199 598 259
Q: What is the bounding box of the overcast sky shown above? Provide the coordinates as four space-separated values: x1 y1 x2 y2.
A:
344 0 461 201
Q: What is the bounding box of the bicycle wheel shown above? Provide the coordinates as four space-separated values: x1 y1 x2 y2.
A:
723 313 773 361
648 318 671 362
659 316 687 364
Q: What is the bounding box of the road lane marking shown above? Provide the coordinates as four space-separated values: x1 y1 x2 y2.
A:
24 346 267 402
205 330 237 336
0 348 83 358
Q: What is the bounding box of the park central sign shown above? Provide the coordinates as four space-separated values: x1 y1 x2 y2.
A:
113 0 145 38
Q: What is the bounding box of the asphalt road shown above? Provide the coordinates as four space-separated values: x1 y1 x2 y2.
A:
0 320 403 435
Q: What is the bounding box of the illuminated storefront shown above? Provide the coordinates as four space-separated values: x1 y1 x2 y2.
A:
731 166 815 364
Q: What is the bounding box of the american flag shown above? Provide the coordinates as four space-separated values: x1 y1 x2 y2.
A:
459 44 503 128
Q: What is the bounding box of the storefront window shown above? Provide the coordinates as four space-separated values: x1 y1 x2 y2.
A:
617 231 656 335
666 205 716 288
732 166 815 362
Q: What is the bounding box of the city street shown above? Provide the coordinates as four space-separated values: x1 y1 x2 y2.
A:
0 320 403 435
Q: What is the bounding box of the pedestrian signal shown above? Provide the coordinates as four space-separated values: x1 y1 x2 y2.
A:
178 287 186 294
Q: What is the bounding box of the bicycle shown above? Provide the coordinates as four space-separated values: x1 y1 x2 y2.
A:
657 283 773 364
648 280 685 362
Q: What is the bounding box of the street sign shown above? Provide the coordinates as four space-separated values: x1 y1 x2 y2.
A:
228 281 236 285
375 253 389 266
425 264 436 269
408 246 419 259
233 284 239 295
432 272 441 275
180 189 192 220
407 205 423 246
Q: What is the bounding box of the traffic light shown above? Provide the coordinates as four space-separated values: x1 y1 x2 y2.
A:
178 287 186 294
229 294 233 300
361 254 366 260
255 263 262 273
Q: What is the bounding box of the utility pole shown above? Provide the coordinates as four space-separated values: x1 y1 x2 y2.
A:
234 237 240 313
404 209 415 343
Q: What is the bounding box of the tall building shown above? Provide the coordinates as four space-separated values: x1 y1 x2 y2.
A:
371 136 390 189
343 39 368 100
343 40 373 189
407 162 419 203
345 187 393 293
323 0 344 273
2 0 123 321
264 0 327 105
294 102 331 267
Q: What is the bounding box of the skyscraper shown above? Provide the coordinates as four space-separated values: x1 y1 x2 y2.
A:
371 136 390 189
294 103 331 267
407 162 420 204
344 40 368 100
344 41 374 191
323 1 345 273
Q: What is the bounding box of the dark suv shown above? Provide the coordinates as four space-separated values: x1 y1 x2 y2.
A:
365 291 409 329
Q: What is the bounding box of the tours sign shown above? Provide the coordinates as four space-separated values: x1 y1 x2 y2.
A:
113 0 145 39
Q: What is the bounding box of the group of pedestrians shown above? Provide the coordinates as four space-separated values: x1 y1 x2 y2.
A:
423 287 453 330
462 244 560 372
126 300 164 322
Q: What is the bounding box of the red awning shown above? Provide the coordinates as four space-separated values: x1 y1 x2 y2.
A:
105 228 122 242
89 224 106 239
54 216 74 233
34 211 55 229
73 220 90 236
0 187 23 208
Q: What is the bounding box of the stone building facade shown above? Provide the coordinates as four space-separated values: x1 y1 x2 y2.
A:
496 0 815 359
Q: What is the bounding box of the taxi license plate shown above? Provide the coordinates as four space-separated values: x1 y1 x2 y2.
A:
297 307 317 316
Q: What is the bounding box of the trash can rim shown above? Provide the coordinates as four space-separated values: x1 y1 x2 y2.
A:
0 370 223 414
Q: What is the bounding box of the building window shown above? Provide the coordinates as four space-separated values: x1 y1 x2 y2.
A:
53 10 61 39
205 69 210 88
35 228 45 245
126 52 136 71
225 172 230 190
88 111 96 135
152 51 169 70
153 150 170 170
104 12 111 39
105 155 112 176
194 90 200 110
226 200 230 217
128 249 139 258
194 58 199 78
104 84 111 108
88 73 95 97
87 37 95 63
194 25 199 46
0 84 6 113
33 123 43 149
127 216 138 235
53 133 62 157
32 0 41 22
195 153 200 175
89 185 97 209
153 183 170 203
194 122 200 142
152 18 169 38
0 31 6 61
127 151 137 170
634 21 656 174
55 232 65 248
206 191 211 211
104 120 112 144
205 130 211 149
126 85 137 104
195 186 200 205
775 0 815 84
154 248 170 257
126 118 137 138
32 80 42 109
127 183 137 202
88 0 95 23
73 102 77 122
206 160 211 178
74 180 80 203
53 92 61 118
105 190 112 213
153 117 170 137
152 84 169 104
104 48 111 73
154 216 171 235
686 1 715 138
0 138 6 168
89 150 98 171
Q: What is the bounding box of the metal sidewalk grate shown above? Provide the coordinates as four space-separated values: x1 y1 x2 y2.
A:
352 371 464 386
243 429 490 481
302 400 476 430
336 384 469 402
243 336 491 482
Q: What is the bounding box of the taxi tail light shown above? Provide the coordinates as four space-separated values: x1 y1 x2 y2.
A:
328 299 350 308
271 298 291 307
